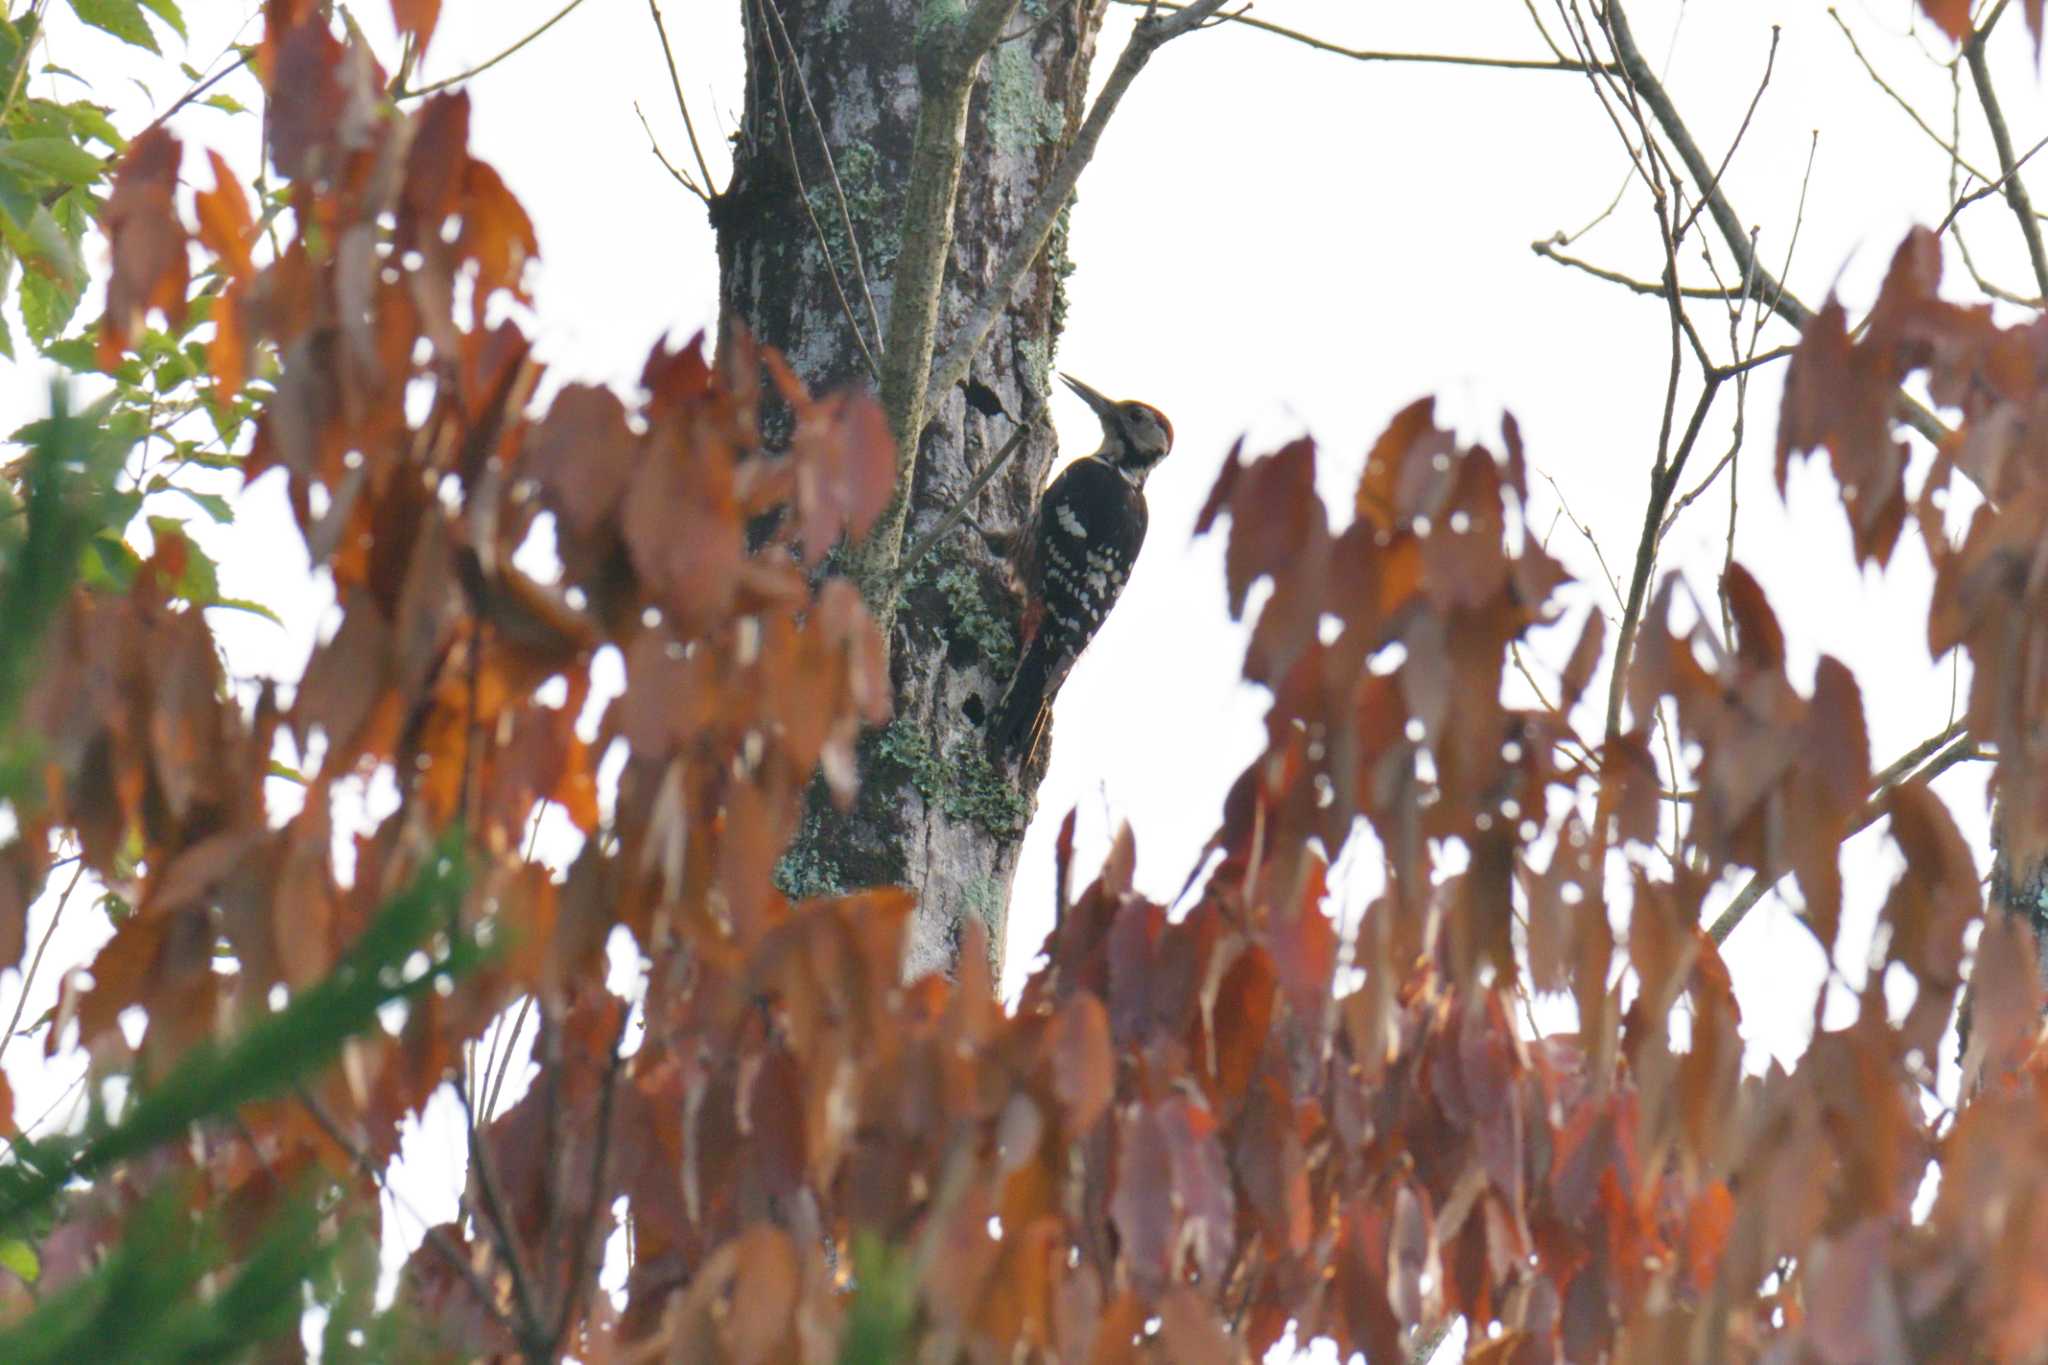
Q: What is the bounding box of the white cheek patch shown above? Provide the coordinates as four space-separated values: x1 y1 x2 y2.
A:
1055 504 1088 539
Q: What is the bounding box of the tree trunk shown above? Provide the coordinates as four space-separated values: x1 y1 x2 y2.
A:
716 0 1103 978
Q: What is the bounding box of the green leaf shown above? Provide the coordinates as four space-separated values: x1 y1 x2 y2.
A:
38 337 94 372
18 270 81 348
266 759 306 786
203 596 282 626
0 138 103 187
163 485 233 525
0 1238 37 1283
80 533 138 591
59 102 121 151
198 92 246 115
66 0 159 54
137 0 184 40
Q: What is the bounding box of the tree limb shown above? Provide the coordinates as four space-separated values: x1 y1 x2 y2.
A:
1707 724 1980 943
1963 20 2048 300
923 0 1231 418
398 0 591 99
1599 2 1956 455
854 0 1025 618
1108 0 1613 72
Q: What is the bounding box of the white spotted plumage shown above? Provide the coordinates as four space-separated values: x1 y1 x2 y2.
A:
989 373 1176 758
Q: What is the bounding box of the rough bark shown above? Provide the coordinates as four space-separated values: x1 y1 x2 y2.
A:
717 0 1103 978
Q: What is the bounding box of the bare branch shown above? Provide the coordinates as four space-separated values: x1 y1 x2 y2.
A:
456 1075 551 1361
1963 22 2048 300
896 404 1049 585
1707 724 1981 944
922 0 1232 419
852 0 1026 616
1603 376 1723 744
648 0 721 202
634 102 712 206
399 0 592 99
1671 25 1778 246
547 1008 633 1354
1531 237 1748 300
298 1089 525 1347
1599 4 1958 456
0 857 84 1067
1108 0 1613 72
1827 6 1994 183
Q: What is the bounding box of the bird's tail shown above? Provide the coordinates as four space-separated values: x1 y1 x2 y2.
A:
989 636 1056 758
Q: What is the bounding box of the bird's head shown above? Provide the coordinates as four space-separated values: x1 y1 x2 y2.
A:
1062 373 1173 481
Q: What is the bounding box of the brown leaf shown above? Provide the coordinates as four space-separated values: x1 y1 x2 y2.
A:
1047 992 1113 1133
523 384 635 540
790 388 896 566
1157 1286 1240 1364
1963 910 2043 1090
264 13 346 181
1557 608 1607 718
456 158 537 303
98 127 188 366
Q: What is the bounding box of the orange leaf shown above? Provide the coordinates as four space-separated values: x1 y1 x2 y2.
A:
1684 1181 1734 1292
389 0 441 52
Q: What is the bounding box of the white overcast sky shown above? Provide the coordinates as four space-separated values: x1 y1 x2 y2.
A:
1 0 2041 1336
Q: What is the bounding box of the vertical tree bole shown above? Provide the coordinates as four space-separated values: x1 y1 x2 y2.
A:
716 0 1104 978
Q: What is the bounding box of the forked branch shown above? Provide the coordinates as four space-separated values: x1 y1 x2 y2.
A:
922 0 1231 416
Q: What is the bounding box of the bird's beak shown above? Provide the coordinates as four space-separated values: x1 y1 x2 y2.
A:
1059 373 1117 420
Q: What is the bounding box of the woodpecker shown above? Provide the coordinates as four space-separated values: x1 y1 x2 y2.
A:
989 373 1174 758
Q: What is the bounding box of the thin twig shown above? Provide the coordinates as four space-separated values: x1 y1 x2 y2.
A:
1531 238 1747 300
1827 7 1993 183
896 405 1048 585
921 0 1231 417
1963 21 2048 300
648 0 720 201
1707 726 1980 943
133 51 253 145
1937 128 2048 237
1603 378 1724 743
634 102 712 204
1109 0 1613 71
1673 26 1778 247
1599 3 1959 456
456 1078 552 1360
546 1008 633 1353
298 1089 523 1343
752 0 883 378
0 858 85 1066
760 0 885 347
399 0 593 99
